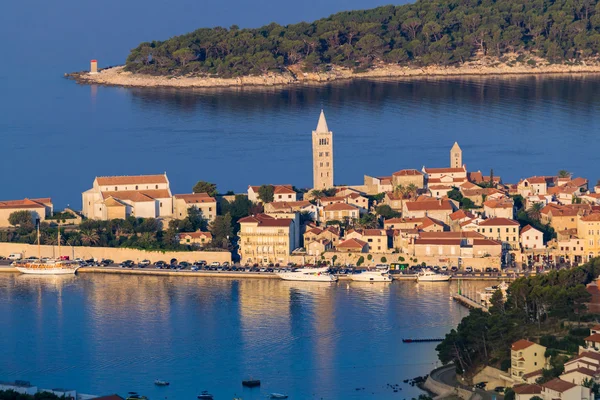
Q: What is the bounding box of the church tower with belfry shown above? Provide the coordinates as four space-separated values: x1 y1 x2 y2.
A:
450 142 462 169
312 110 334 189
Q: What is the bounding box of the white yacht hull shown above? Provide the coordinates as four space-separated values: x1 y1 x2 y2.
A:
277 272 338 282
417 274 450 282
350 273 393 282
15 267 79 275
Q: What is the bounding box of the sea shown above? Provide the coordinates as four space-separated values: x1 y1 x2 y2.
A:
0 274 487 399
2 0 600 208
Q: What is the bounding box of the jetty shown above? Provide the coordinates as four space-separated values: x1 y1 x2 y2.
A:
451 293 489 312
402 338 443 343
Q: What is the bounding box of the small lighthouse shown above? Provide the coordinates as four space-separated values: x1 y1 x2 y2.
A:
90 59 98 74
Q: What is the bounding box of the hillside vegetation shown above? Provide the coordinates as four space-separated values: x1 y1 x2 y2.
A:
125 0 600 77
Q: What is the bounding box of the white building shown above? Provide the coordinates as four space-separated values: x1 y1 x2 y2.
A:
521 225 544 250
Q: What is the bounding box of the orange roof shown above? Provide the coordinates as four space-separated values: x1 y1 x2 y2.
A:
522 369 543 379
96 174 167 185
362 229 386 236
239 214 293 227
180 231 212 239
483 199 513 209
392 169 423 176
102 189 171 202
542 378 577 393
513 384 542 395
336 238 368 249
174 193 216 204
582 213 600 222
562 367 596 377
324 203 357 211
321 196 346 203
585 333 600 342
449 210 474 221
473 238 502 246
384 217 425 225
479 217 519 226
424 167 465 174
274 186 296 195
511 339 536 351
420 231 484 239
414 238 462 245
405 199 453 211
0 198 48 209
249 184 293 192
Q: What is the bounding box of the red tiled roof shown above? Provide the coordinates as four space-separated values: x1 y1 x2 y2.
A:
179 231 212 239
96 174 167 185
562 367 596 377
274 186 296 195
414 238 462 245
239 214 293 227
419 231 484 239
513 384 542 394
174 193 216 204
0 198 48 209
337 238 367 249
324 203 357 211
393 169 423 176
479 218 520 226
522 369 543 379
362 229 386 236
449 210 474 221
582 213 600 222
483 199 513 208
473 238 502 246
102 190 171 202
520 225 540 235
424 167 465 174
585 333 600 342
542 378 577 393
511 339 536 351
405 199 453 211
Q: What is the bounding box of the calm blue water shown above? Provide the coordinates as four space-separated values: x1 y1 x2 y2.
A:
2 0 600 208
0 274 484 399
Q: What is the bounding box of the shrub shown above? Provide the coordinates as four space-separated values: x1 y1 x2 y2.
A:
357 256 365 266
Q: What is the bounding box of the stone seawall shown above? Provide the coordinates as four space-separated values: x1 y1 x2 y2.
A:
0 242 231 264
423 365 475 400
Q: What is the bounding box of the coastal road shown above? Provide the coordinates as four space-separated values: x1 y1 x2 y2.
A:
430 365 503 400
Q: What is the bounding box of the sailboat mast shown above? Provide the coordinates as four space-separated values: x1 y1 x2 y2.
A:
57 229 61 259
37 222 41 260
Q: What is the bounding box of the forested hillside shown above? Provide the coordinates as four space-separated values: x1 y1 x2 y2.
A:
125 0 600 77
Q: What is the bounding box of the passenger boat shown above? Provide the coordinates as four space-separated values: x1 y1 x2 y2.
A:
350 266 393 282
14 227 79 275
154 379 169 386
277 267 337 282
416 270 450 282
197 391 214 399
270 394 289 399
242 379 261 387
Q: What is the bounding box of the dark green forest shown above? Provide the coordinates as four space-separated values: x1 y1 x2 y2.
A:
125 0 600 77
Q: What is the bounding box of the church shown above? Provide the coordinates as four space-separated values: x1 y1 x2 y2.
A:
312 110 334 189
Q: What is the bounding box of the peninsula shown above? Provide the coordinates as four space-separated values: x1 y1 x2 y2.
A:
70 0 600 88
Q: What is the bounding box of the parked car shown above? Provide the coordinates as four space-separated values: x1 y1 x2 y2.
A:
8 253 23 261
100 259 113 266
222 262 230 267
451 266 458 272
120 260 134 268
465 267 473 273
139 259 151 267
210 261 220 267
154 261 166 268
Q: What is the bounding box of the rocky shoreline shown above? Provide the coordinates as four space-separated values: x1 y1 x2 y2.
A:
67 57 600 89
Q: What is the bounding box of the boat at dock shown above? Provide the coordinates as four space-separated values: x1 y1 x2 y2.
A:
197 391 214 399
13 226 79 275
416 270 450 282
350 266 393 282
277 267 337 282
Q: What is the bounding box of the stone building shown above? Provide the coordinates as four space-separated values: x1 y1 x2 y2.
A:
238 214 298 265
173 193 217 222
312 110 334 189
0 198 53 227
82 174 173 220
450 142 462 169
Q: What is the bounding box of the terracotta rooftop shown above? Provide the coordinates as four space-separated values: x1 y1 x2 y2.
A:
179 231 212 239
520 225 541 234
102 189 171 202
585 333 600 342
449 210 475 221
420 231 484 239
323 203 357 211
414 238 462 245
337 238 368 249
96 174 167 185
522 369 543 379
478 217 520 226
239 214 293 227
393 169 423 176
581 213 600 222
405 199 453 211
424 167 465 174
473 238 502 246
0 198 49 209
542 378 577 393
511 339 536 351
174 193 216 203
513 384 542 395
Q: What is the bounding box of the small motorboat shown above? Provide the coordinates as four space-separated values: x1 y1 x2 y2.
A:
126 393 148 400
242 379 261 387
198 391 214 399
154 379 170 386
270 394 289 399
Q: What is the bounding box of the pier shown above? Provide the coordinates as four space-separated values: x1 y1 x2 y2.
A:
451 293 488 312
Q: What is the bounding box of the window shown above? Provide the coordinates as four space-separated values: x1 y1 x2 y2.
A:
135 185 138 190
319 152 323 157
325 152 329 156
155 185 158 189
115 186 117 191
160 202 163 207
208 207 212 211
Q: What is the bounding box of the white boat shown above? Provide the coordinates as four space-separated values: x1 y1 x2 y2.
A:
484 281 509 292
14 223 79 275
350 267 393 282
417 270 450 282
15 259 80 275
270 394 289 399
277 266 338 282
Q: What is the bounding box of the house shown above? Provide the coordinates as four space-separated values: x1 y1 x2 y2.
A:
173 193 217 222
323 203 360 222
521 225 544 250
422 166 467 181
304 226 340 247
264 201 318 221
402 199 455 222
247 185 296 203
336 238 369 253
580 193 600 205
540 378 591 400
518 176 556 197
0 198 53 227
238 214 297 264
513 383 543 400
363 175 394 195
178 231 212 247
345 229 388 252
383 217 426 230
577 213 600 261
345 192 369 212
483 198 514 219
306 239 333 256
510 339 547 381
541 204 583 232
461 188 506 206
583 331 600 351
549 185 584 205
82 174 173 220
564 351 600 373
392 169 425 189
382 191 405 211
477 218 520 249
560 367 597 385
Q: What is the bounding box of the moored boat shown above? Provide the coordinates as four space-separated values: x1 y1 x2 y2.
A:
242 379 261 387
417 270 450 282
277 267 337 282
154 379 169 386
14 226 79 275
350 266 393 282
198 391 214 399
270 394 289 399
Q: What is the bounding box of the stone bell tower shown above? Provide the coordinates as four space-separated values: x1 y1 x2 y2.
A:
312 110 334 189
450 142 462 169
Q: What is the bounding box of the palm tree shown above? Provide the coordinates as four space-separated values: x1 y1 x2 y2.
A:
406 183 418 199
527 202 544 221
80 229 100 246
558 170 571 179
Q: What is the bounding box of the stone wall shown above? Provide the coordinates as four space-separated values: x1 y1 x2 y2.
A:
0 242 231 264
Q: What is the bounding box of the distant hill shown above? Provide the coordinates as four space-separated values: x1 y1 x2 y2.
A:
125 0 600 77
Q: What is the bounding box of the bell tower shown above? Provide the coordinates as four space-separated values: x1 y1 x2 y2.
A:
450 142 462 169
312 110 334 189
